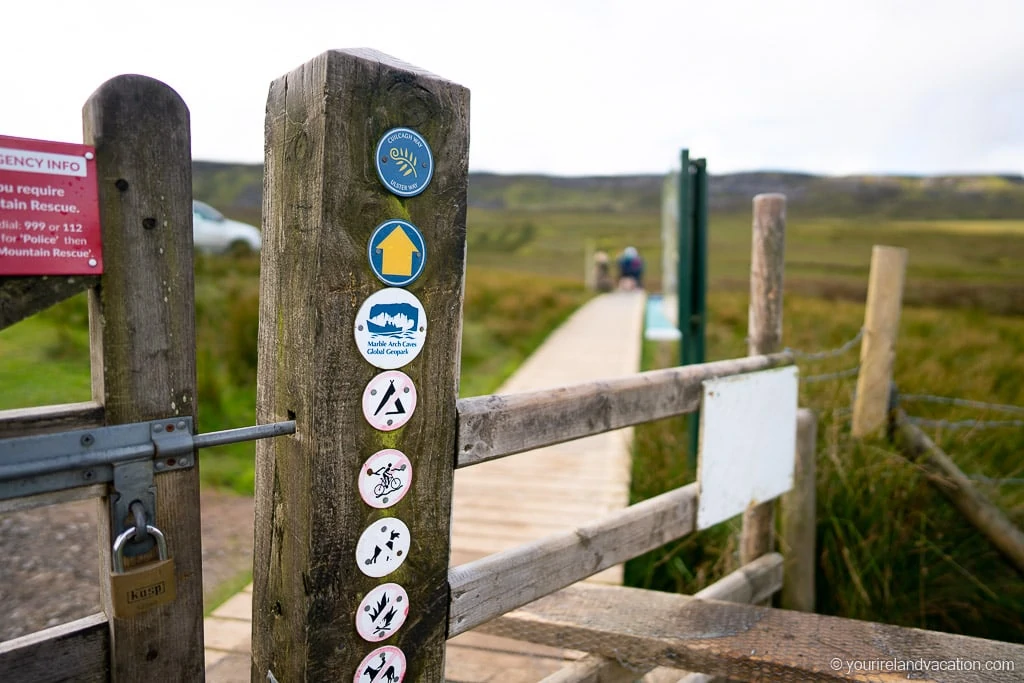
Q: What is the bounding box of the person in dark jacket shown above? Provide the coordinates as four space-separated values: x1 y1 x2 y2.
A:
617 246 644 289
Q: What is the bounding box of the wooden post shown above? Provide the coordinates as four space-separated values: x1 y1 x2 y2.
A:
252 50 469 681
584 238 596 289
740 193 786 569
83 76 204 680
896 411 1024 575
852 245 908 437
780 408 817 612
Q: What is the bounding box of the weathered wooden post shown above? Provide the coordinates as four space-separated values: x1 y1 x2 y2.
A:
252 49 469 681
780 408 817 612
740 193 786 570
852 245 908 437
84 76 205 680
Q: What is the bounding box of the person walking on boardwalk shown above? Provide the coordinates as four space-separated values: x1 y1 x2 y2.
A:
617 246 644 289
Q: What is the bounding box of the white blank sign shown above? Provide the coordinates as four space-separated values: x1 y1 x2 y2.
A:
696 366 799 530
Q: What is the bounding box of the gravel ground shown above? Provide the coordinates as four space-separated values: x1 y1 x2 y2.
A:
0 490 254 642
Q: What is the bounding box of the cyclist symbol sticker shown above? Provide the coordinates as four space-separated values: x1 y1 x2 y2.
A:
356 583 409 642
356 517 410 578
354 645 406 683
354 288 427 370
362 371 417 431
359 449 412 509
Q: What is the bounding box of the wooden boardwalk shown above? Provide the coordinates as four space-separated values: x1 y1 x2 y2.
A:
205 291 646 682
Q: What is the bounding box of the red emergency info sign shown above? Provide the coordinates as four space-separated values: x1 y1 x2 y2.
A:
0 134 103 276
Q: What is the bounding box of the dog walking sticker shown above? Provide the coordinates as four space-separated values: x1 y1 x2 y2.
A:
374 127 433 197
359 449 412 509
354 288 427 370
368 220 426 287
356 583 409 642
356 517 411 578
354 645 406 683
362 371 417 431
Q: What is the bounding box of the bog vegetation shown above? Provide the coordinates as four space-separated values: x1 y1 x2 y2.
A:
1 168 1022 643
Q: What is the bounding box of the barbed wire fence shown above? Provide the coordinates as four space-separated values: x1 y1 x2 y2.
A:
781 328 1023 486
786 327 1024 424
786 327 863 385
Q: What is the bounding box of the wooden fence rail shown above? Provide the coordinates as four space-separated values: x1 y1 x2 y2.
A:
538 553 784 683
0 613 108 683
0 401 105 438
449 483 698 637
456 352 794 467
483 583 1024 682
895 409 1024 575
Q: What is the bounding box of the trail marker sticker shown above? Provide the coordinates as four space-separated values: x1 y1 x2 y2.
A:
0 134 103 276
359 449 413 509
367 219 426 287
354 288 427 370
354 645 406 683
362 371 418 431
356 517 411 578
375 127 433 197
355 583 409 642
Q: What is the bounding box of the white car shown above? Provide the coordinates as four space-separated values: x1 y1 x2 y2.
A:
192 200 262 254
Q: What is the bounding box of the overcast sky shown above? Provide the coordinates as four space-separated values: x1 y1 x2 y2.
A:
2 0 1022 176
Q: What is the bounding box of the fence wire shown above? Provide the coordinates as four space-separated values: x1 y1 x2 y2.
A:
801 366 860 384
905 416 1024 432
899 393 1024 417
785 327 863 361
969 475 1024 486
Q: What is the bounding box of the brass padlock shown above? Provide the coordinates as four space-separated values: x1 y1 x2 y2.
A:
110 524 176 618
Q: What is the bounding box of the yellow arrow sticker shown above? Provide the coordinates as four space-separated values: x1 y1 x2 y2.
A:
376 225 420 277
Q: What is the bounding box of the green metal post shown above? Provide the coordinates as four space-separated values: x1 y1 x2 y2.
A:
686 159 709 468
677 150 698 473
677 149 692 373
692 159 708 365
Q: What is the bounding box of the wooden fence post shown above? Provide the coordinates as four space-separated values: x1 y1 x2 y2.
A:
852 245 908 437
740 193 786 568
780 408 817 612
83 75 204 680
252 50 469 681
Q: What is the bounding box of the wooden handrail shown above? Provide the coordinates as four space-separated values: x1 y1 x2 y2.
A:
456 352 794 468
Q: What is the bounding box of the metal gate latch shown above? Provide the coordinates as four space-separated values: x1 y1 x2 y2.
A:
0 417 295 556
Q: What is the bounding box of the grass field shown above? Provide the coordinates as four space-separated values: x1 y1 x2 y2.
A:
625 291 1024 642
0 257 589 492
468 209 1024 313
2 198 1022 643
467 205 1024 641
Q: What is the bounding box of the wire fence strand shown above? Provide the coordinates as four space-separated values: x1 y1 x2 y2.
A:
786 328 864 362
802 366 860 384
899 393 1024 417
905 416 1024 431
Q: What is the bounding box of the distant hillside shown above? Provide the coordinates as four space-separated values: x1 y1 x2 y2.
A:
192 161 1024 223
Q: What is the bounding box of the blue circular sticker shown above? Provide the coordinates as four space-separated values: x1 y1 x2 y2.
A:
375 127 433 197
367 220 426 287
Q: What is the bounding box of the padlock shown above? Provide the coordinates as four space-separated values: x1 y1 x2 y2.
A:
110 523 176 618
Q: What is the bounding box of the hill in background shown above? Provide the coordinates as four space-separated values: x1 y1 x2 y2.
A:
193 161 1024 223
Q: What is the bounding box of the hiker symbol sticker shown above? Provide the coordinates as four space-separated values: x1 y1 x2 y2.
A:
362 371 417 431
368 220 426 287
356 517 411 578
354 645 406 683
375 127 433 197
356 583 409 642
354 288 427 370
359 449 412 509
